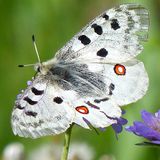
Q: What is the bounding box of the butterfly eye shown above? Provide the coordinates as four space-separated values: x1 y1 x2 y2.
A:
37 66 40 72
34 64 41 72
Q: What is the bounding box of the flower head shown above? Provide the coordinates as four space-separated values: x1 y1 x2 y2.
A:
100 110 128 137
126 110 160 144
112 110 128 135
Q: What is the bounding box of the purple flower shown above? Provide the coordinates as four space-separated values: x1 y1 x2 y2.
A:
112 110 128 136
99 110 128 136
112 117 128 134
126 110 160 145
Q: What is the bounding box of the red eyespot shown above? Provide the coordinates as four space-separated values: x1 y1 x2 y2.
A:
75 106 89 114
114 64 126 75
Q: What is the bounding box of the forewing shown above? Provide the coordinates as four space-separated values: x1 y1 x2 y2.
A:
55 4 149 63
11 76 75 138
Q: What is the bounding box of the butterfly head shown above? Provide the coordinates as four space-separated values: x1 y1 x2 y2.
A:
34 62 49 75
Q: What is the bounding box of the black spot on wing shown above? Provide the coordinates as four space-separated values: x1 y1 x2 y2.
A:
91 23 103 35
111 19 120 30
102 13 109 20
53 97 63 104
86 101 100 109
97 48 108 57
15 103 24 110
94 97 109 103
24 97 38 105
31 87 44 95
25 111 37 117
78 35 91 45
109 83 115 95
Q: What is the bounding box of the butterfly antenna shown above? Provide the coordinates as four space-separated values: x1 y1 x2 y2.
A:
18 63 36 67
32 35 41 64
18 35 41 68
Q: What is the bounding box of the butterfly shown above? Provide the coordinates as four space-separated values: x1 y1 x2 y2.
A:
11 4 149 138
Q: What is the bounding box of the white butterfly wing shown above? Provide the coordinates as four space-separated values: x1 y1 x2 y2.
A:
87 60 148 106
54 4 149 63
105 60 148 105
12 77 75 138
72 97 121 129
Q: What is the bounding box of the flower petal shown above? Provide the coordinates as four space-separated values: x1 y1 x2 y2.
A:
141 110 156 126
141 110 160 132
126 122 141 136
155 110 160 119
118 117 128 125
126 121 160 141
112 115 128 134
112 123 123 134
151 140 160 144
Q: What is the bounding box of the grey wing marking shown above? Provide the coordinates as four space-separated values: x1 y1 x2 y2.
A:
48 62 109 97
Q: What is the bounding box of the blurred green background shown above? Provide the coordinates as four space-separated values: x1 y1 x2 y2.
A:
0 0 160 159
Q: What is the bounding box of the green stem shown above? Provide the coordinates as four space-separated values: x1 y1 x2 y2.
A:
61 124 73 160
